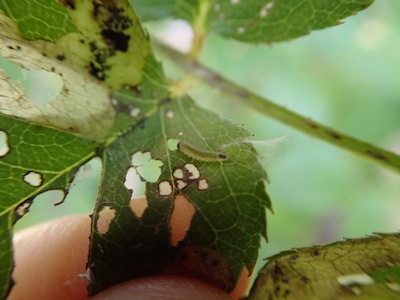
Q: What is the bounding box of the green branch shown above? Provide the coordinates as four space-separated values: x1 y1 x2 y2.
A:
155 42 400 174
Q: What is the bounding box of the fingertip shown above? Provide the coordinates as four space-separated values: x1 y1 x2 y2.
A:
91 276 232 300
9 214 91 300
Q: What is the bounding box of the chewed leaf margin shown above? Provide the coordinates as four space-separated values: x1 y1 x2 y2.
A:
248 233 400 299
0 113 100 299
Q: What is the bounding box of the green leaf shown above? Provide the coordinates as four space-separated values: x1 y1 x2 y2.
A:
0 114 99 299
248 233 400 300
0 0 150 91
0 0 161 138
0 0 77 41
369 264 400 285
88 95 271 294
131 0 375 43
129 0 204 23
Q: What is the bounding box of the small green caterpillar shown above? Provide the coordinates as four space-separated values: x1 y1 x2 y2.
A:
177 141 228 162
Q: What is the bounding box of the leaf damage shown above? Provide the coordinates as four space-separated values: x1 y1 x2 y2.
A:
88 96 272 294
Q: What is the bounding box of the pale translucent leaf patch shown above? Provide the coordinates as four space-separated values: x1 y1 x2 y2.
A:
0 13 113 139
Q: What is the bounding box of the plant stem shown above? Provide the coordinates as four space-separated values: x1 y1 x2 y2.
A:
155 41 400 174
189 0 210 59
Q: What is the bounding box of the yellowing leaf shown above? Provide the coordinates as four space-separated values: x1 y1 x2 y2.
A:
249 233 400 300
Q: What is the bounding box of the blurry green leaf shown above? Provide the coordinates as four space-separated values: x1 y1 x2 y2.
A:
130 0 185 21
249 233 400 300
207 0 375 43
131 0 374 43
88 95 271 294
0 114 99 299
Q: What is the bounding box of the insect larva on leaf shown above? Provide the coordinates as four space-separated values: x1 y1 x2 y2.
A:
177 141 228 162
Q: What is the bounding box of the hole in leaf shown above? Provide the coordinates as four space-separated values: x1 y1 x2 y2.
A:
167 139 179 151
23 171 43 187
124 167 146 199
14 158 101 231
0 55 63 108
0 131 10 157
23 69 64 108
176 180 188 190
13 190 66 231
97 205 116 234
170 195 195 246
198 179 209 190
173 168 184 179
131 151 163 182
158 181 173 196
129 196 148 218
184 163 200 180
15 200 32 219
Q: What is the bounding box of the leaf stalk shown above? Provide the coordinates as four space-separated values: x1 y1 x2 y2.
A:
154 41 400 174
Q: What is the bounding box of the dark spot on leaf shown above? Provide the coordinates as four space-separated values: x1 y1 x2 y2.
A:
101 29 130 52
16 45 21 50
51 67 56 72
300 275 310 284
366 150 388 161
325 129 342 139
67 126 77 132
274 285 281 296
273 264 289 283
123 85 142 96
56 54 66 61
159 98 171 106
288 253 299 263
60 0 76 9
218 153 228 160
92 2 133 31
87 41 111 81
89 62 106 81
312 247 323 256
7 45 14 50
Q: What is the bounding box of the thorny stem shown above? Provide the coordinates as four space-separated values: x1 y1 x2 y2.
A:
189 0 210 59
155 41 400 174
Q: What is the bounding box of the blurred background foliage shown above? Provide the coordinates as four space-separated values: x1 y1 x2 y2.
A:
4 0 399 278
